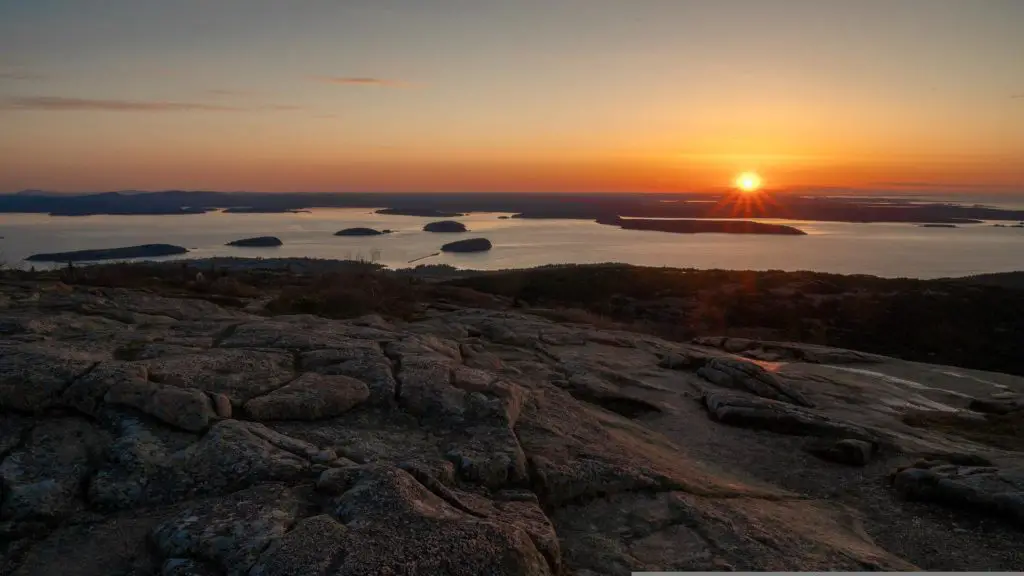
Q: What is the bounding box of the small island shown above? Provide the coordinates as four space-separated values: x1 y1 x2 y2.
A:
919 224 958 228
424 220 468 233
440 238 493 253
597 217 807 236
26 244 189 263
222 207 310 214
335 228 391 236
226 236 283 247
377 208 465 218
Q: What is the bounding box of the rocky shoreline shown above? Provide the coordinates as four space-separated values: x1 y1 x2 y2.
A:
1 274 1023 574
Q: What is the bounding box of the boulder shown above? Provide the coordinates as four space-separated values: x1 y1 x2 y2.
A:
144 386 217 432
969 396 1024 415
698 357 813 407
805 438 877 466
213 393 232 418
890 462 1024 526
702 390 875 441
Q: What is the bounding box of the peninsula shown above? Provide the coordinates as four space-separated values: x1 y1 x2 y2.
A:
598 217 807 235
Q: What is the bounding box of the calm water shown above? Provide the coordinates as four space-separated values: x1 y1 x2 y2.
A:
1 208 1022 278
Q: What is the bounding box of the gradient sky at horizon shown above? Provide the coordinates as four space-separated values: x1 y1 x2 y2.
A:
1 0 1022 193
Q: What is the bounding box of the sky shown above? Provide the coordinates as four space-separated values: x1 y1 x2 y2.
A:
1 0 1022 193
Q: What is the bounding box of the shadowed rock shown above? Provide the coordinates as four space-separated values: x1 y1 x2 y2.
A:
806 438 878 466
315 465 554 575
891 462 1024 527
151 484 303 575
244 373 370 421
0 418 109 521
702 390 875 441
3 279 1024 572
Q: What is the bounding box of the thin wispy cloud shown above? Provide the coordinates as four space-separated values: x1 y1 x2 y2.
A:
874 181 1013 190
1012 93 1024 99
206 89 249 97
314 76 408 88
0 96 302 112
0 72 45 81
0 96 240 112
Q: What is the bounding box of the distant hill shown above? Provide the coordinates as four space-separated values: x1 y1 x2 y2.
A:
951 271 1024 289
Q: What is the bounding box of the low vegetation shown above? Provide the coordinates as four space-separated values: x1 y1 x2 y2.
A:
446 264 1024 375
9 260 1023 375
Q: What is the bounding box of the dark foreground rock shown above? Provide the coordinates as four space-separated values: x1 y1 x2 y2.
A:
226 236 283 247
424 220 468 233
890 461 1024 526
2 279 1024 572
26 244 189 262
441 238 492 253
334 228 390 236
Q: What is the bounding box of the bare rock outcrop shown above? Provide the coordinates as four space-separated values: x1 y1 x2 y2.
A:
890 461 1024 526
2 280 1023 573
244 373 370 421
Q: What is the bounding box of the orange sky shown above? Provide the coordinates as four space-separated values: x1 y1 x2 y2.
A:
1 0 1022 193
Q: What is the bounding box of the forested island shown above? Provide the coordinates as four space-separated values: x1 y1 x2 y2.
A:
26 244 189 262
226 236 283 247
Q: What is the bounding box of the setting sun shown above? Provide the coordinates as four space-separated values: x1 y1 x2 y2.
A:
735 172 763 193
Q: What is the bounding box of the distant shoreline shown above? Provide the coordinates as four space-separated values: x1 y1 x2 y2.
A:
2 190 1023 223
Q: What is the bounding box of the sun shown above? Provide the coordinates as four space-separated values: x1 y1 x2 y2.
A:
735 172 763 193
